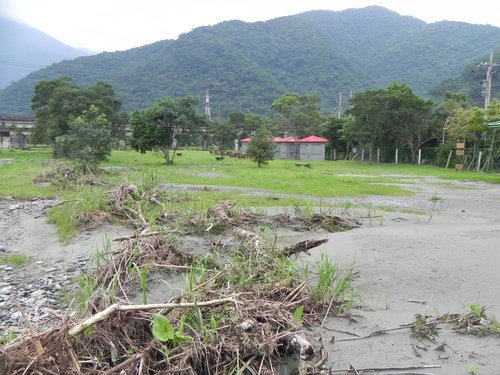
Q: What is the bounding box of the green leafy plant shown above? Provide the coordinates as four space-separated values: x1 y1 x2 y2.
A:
468 303 484 319
152 314 192 347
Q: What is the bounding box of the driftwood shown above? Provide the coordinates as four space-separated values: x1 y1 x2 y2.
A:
69 297 237 336
282 238 328 257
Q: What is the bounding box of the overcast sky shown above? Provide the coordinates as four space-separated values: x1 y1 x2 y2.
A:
1 0 499 52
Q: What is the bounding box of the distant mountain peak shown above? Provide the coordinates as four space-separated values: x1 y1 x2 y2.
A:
0 16 93 89
0 8 499 114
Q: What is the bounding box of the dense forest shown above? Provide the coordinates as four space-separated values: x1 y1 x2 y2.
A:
0 6 499 115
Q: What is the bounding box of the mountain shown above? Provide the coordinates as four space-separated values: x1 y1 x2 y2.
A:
0 16 93 90
0 6 499 115
429 51 500 106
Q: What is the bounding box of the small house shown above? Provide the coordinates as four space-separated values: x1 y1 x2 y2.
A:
240 135 328 161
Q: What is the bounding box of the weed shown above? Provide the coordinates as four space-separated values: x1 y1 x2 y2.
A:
0 329 17 345
76 275 96 315
133 262 151 304
293 306 304 325
0 254 32 266
467 363 480 374
308 253 356 309
430 193 442 202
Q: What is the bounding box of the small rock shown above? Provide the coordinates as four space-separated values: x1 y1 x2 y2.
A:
10 311 22 321
36 260 44 265
31 290 45 298
9 204 21 211
4 266 13 271
0 286 13 294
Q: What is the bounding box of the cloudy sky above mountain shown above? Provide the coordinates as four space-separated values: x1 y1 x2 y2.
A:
1 0 499 52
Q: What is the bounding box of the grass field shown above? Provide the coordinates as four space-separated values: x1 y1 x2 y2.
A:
1 149 499 200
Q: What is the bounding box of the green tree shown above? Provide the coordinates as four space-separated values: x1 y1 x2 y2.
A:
209 119 237 149
320 116 349 158
347 84 433 162
271 93 325 137
31 77 123 144
384 84 433 161
54 105 113 169
130 96 207 164
246 126 276 167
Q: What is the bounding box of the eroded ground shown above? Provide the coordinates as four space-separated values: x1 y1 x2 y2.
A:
1 175 499 373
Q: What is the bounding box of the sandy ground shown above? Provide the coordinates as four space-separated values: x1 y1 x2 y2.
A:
303 177 500 374
1 175 499 373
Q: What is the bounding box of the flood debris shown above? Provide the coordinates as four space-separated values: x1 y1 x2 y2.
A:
0 192 363 374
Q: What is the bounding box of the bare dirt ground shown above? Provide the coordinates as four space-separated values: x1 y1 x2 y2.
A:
1 175 499 373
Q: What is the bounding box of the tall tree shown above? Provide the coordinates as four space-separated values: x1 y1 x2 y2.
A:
54 105 114 170
384 84 433 161
347 84 433 162
31 77 122 144
271 93 325 137
130 96 207 164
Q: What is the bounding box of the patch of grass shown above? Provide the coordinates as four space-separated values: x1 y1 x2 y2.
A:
105 150 411 197
0 149 55 198
47 204 78 243
307 253 356 310
0 254 32 266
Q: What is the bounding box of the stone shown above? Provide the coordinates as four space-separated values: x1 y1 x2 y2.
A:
10 311 22 321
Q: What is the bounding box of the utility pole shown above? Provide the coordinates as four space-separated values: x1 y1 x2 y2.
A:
479 51 499 110
205 89 211 120
337 92 343 118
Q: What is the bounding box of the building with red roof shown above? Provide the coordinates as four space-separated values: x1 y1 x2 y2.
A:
240 135 327 161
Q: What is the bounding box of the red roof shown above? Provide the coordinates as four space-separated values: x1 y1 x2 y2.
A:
298 135 328 143
241 135 327 143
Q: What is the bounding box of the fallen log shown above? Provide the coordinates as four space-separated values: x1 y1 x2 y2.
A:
282 238 328 257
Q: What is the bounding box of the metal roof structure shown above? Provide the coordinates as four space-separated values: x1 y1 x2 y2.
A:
241 135 328 143
487 120 500 129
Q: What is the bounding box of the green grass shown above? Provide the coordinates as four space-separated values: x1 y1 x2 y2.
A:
0 254 32 266
3 149 498 202
103 150 411 197
0 149 55 198
2 149 499 242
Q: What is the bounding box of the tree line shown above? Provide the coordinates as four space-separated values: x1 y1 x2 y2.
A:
31 77 500 168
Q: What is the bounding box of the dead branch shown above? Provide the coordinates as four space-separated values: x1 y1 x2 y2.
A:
101 353 142 375
282 238 328 257
69 297 237 336
112 229 160 242
333 326 412 342
328 364 441 373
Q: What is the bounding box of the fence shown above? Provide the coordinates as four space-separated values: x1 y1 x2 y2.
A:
325 146 500 172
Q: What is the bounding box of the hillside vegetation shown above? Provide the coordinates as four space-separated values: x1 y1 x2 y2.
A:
0 6 499 115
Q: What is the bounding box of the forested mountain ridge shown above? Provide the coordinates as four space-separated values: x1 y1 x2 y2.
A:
0 6 499 115
430 50 500 106
0 16 93 90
